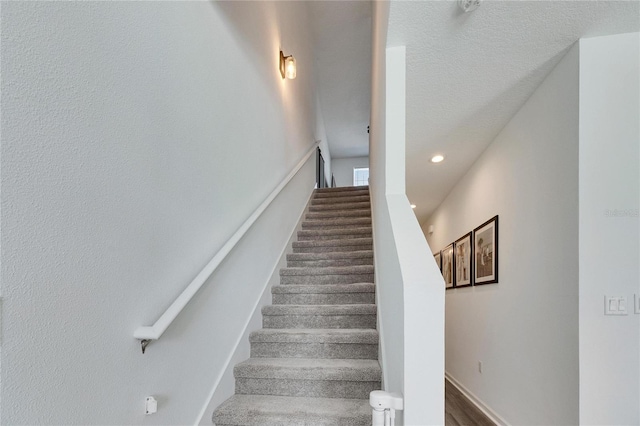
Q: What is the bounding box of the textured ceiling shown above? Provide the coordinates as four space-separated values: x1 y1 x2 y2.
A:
387 0 639 224
308 1 372 159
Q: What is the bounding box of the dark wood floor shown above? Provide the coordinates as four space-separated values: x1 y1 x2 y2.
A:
445 379 495 426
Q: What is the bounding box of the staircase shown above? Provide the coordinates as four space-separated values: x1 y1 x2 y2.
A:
213 186 380 425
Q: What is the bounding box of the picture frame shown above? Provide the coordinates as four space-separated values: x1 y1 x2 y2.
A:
454 232 473 288
441 244 455 289
473 215 498 285
433 252 442 272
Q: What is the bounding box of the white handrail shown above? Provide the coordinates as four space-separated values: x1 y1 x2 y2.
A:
134 141 320 344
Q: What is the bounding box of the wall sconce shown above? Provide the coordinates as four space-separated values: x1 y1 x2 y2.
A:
279 50 296 80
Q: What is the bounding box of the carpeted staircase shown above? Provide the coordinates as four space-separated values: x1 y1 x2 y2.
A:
212 186 380 425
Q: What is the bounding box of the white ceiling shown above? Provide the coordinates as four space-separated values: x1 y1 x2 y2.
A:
309 1 638 219
308 1 372 159
386 0 639 224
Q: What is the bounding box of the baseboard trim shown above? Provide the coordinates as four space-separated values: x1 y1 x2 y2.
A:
445 372 510 426
193 185 315 425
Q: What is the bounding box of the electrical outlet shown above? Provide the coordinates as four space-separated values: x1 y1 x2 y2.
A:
478 361 483 373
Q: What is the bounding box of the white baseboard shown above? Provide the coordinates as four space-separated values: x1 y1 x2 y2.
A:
445 372 510 426
194 186 315 425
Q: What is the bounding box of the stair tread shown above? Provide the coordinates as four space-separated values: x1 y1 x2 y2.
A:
306 211 371 219
280 265 374 276
315 186 368 193
263 304 377 316
250 328 379 344
309 202 371 211
302 218 372 228
311 195 370 205
272 283 375 294
299 227 371 236
287 251 373 260
235 358 381 381
213 394 371 426
314 191 370 199
293 238 373 247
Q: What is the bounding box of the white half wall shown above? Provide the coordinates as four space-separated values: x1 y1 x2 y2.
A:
1 2 323 424
425 44 580 425
370 4 445 423
331 156 369 187
578 32 640 426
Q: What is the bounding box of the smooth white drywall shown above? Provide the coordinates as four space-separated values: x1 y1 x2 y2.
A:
370 8 444 423
425 43 580 425
579 32 639 426
1 2 324 424
370 0 396 392
331 156 369 187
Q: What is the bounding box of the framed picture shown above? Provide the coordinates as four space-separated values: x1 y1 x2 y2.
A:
441 244 455 289
474 215 498 285
454 232 473 288
433 252 442 272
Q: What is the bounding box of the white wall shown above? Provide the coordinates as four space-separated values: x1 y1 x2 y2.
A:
579 32 640 426
331 156 369 187
425 44 580 425
1 2 324 424
370 4 445 424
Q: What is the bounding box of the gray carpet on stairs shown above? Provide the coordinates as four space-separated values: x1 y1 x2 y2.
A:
213 186 379 426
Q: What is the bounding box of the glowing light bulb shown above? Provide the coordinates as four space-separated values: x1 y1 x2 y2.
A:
431 155 444 163
411 204 417 209
285 56 296 80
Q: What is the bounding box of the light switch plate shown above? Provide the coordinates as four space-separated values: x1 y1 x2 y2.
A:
605 296 628 315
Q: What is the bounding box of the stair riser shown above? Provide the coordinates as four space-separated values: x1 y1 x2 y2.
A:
263 315 376 329
272 292 375 305
287 258 373 268
314 190 370 199
250 343 378 359
311 196 370 205
214 411 371 426
280 274 374 285
315 186 368 194
309 203 370 212
302 223 371 231
306 210 371 219
235 378 380 399
302 217 371 229
293 245 372 254
298 233 372 241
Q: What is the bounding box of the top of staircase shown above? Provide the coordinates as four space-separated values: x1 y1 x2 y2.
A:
315 186 369 193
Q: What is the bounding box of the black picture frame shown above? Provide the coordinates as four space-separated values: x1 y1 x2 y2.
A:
454 232 473 288
473 215 499 285
433 251 442 272
441 244 455 290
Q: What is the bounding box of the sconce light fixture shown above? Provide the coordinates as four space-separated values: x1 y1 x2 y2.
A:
279 50 297 80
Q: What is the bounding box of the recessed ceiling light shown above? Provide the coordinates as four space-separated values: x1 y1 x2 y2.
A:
411 204 417 209
431 155 444 163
